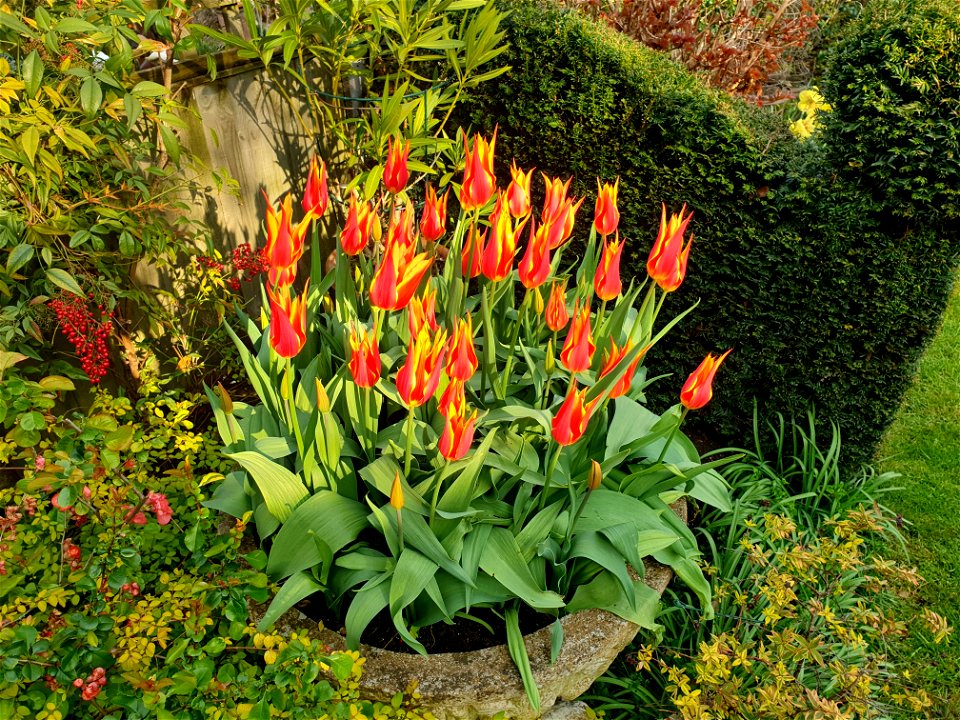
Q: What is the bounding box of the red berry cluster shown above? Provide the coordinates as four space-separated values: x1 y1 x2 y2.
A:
73 667 107 701
232 242 270 277
120 581 141 597
49 294 112 384
194 244 269 292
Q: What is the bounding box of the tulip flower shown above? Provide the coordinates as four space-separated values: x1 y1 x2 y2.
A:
594 233 625 301
460 130 497 211
387 203 417 253
349 324 381 388
446 314 478 381
370 229 433 312
552 379 595 446
408 285 439 337
438 377 466 418
419 186 449 243
545 279 570 332
482 193 527 282
541 175 573 224
647 204 694 293
302 155 329 216
540 173 584 250
506 162 533 218
439 402 478 461
267 281 309 358
340 191 376 256
462 224 486 279
384 136 410 194
680 349 732 410
598 339 646 399
560 301 595 374
264 193 312 287
593 178 620 236
518 220 552 290
396 327 448 408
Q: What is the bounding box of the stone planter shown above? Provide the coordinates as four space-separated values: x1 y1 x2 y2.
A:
254 501 686 720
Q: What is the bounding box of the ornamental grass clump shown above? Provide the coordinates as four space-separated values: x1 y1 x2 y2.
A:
207 132 734 709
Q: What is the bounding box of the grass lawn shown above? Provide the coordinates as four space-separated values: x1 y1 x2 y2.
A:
877 277 960 718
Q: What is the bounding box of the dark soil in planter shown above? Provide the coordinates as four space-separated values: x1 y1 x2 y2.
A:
297 594 555 654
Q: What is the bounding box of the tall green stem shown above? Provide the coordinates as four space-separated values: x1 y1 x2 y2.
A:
285 359 305 459
656 407 689 464
501 291 529 395
403 407 416 476
538 443 563 512
480 282 500 401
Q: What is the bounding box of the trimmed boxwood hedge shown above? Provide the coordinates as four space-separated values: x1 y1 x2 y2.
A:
458 0 960 468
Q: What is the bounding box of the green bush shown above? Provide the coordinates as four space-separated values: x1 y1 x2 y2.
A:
0 377 437 720
822 0 960 219
459 0 960 469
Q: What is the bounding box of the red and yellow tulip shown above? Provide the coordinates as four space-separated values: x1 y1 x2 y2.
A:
439 401 478 461
680 349 732 410
545 279 571 332
349 324 381 388
647 204 694 293
396 327 448 408
593 178 619 236
340 191 376 256
438 377 466 418
267 280 309 358
446 314 479 381
518 220 552 290
408 285 439 337
560 301 595 374
506 161 533 218
462 224 486 279
594 233 625 301
419 186 449 243
482 193 527 282
552 379 595 446
598 339 646 399
370 215 433 312
264 193 312 287
460 131 497 211
384 136 411 194
302 156 329 216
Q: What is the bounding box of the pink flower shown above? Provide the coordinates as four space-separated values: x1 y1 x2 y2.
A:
35 455 46 471
146 492 173 525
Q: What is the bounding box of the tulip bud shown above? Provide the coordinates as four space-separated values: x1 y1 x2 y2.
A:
215 382 234 414
315 379 331 413
545 337 556 375
533 287 545 315
390 472 404 511
587 460 602 491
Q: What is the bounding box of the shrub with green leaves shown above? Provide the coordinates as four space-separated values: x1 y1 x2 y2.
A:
0 380 436 720
458 0 960 469
0 1 207 379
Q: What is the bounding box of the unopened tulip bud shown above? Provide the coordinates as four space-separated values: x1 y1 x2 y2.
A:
315 379 331 413
215 382 234 414
390 472 404 511
588 460 602 491
533 287 545 315
545 337 556 375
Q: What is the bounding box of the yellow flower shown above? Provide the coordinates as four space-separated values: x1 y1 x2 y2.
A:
790 119 813 140
798 88 826 114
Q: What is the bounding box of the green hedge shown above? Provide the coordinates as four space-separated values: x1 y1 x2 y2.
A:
459 0 960 468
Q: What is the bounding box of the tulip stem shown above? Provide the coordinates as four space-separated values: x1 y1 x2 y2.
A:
285 359 306 463
480 282 500 401
403 407 416 476
362 386 374 462
501 291 529 395
566 486 594 547
656 406 689 464
396 507 405 553
596 299 608 337
538 442 563 512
